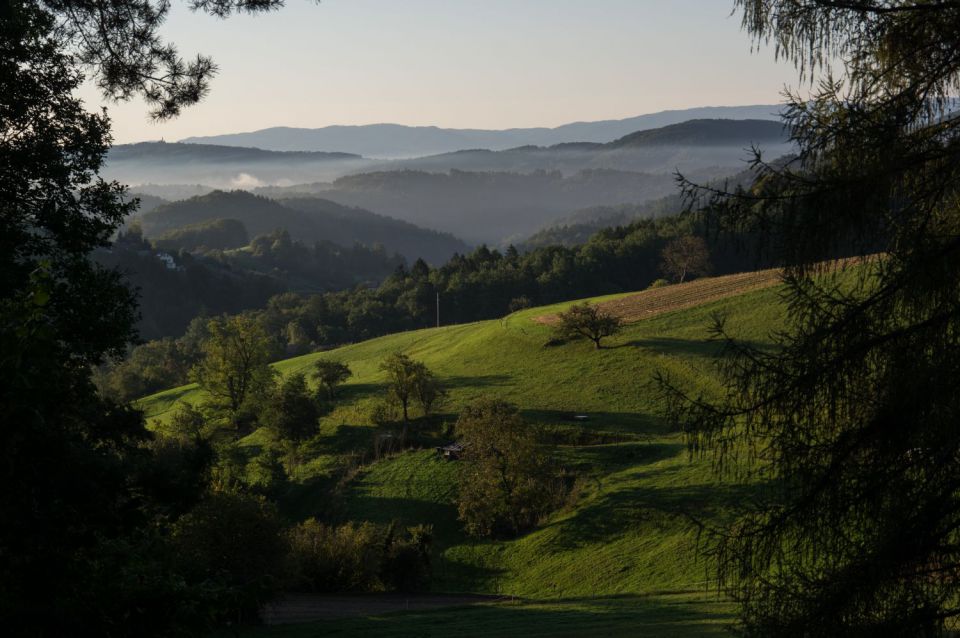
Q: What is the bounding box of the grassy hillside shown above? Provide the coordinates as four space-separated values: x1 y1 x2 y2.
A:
141 278 788 636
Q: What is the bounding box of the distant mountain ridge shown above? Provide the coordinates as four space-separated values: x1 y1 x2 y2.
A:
609 119 786 147
111 142 361 162
178 104 784 157
109 117 796 245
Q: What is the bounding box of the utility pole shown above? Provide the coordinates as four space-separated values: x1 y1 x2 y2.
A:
436 292 440 328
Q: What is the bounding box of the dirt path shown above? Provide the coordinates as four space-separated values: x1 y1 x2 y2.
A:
261 593 506 625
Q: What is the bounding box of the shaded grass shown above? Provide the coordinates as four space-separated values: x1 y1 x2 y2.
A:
241 594 734 638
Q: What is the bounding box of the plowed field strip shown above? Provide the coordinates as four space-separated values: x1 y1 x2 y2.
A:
533 268 784 326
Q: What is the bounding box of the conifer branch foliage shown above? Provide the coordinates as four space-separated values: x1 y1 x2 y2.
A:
663 1 960 635
43 0 287 119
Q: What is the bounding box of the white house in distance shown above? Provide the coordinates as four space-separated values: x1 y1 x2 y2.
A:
156 252 179 271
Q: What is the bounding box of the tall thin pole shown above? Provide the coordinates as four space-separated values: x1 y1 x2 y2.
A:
436 292 440 328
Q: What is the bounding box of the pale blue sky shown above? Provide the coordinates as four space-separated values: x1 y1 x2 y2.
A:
82 0 801 144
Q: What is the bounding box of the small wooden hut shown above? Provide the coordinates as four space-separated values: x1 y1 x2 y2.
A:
435 442 465 461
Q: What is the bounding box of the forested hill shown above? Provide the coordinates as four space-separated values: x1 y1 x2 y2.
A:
104 142 371 186
257 169 691 244
110 141 362 163
609 118 786 147
139 190 469 264
521 159 788 248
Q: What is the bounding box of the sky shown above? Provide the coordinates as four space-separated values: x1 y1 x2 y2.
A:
80 0 802 144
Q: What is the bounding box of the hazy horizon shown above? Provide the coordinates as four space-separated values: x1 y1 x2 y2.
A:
81 0 800 145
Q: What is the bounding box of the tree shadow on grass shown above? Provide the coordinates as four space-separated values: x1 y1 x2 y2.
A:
442 374 513 390
342 493 462 543
521 408 669 437
319 422 378 455
547 463 768 549
280 473 341 522
619 337 772 357
337 382 385 402
555 441 685 475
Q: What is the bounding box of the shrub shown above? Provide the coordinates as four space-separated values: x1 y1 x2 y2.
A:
286 520 383 592
647 277 670 289
171 493 287 623
285 520 433 593
380 523 433 592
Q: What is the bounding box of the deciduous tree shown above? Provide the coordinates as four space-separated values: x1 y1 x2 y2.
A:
263 373 319 442
455 398 563 538
191 314 276 423
659 235 711 283
554 302 622 349
0 0 295 632
312 359 352 399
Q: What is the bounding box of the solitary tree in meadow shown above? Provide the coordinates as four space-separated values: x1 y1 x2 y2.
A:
554 302 623 349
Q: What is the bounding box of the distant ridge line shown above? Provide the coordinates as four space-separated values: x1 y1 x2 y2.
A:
178 104 786 157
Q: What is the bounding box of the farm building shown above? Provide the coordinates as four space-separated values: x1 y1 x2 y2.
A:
436 442 465 461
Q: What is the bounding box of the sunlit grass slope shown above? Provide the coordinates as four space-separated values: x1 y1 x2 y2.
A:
141 279 788 636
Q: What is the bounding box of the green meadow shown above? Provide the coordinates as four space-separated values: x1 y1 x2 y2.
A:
141 283 788 636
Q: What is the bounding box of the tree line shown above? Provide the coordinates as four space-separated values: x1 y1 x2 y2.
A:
97 222 406 340
98 214 732 402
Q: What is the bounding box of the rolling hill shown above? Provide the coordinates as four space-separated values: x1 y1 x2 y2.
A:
179 105 783 157
139 190 469 264
609 118 785 148
257 169 687 244
140 269 797 636
251 120 792 243
104 142 371 188
107 119 793 243
365 119 790 180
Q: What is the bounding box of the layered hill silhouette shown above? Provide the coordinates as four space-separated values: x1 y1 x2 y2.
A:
109 117 794 244
179 104 783 156
139 190 468 264
255 168 698 244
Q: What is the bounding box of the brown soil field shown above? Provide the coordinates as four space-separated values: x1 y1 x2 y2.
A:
533 268 785 326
